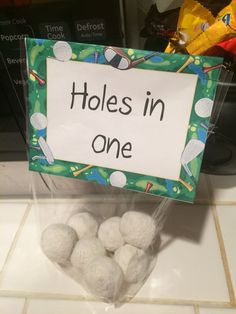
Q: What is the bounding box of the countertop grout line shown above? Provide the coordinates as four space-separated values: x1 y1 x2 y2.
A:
194 304 200 314
0 203 32 287
1 198 236 206
0 290 234 308
22 298 29 314
0 199 32 203
211 204 236 305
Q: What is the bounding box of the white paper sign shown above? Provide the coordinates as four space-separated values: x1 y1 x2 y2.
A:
46 58 198 180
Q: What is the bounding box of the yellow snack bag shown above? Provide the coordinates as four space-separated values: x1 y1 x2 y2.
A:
166 0 236 55
187 1 236 54
165 0 215 53
217 1 236 28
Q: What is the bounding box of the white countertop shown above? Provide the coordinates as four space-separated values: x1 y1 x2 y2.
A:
0 164 236 313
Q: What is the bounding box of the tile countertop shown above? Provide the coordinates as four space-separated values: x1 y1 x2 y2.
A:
0 172 236 314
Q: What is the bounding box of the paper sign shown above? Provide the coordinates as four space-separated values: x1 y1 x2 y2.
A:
25 38 222 202
47 58 197 180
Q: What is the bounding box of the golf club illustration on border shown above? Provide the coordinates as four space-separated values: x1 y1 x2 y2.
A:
30 112 54 165
104 46 195 72
181 138 205 185
104 46 161 70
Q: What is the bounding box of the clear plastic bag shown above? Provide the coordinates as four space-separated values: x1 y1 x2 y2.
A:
32 172 173 304
23 36 233 305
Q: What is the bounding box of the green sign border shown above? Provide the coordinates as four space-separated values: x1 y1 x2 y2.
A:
25 38 222 202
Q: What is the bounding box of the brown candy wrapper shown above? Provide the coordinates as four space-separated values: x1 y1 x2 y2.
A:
165 0 236 55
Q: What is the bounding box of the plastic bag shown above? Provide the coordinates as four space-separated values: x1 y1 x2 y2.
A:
28 67 232 305
22 36 232 305
31 171 173 304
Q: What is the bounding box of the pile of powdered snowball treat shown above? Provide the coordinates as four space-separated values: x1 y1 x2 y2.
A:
41 210 159 302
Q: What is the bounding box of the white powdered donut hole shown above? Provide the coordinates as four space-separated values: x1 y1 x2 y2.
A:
120 211 157 249
98 216 124 252
114 244 149 283
41 223 77 265
67 212 98 239
70 238 106 270
84 256 124 300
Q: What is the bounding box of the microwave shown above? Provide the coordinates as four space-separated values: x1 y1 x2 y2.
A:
0 0 125 161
